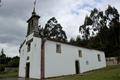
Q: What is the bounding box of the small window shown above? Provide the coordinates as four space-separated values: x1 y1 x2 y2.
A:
86 61 89 65
27 56 29 60
56 44 61 53
27 43 31 52
26 39 33 52
98 54 101 62
78 50 82 57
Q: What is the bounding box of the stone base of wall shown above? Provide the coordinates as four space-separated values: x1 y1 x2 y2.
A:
4 67 18 72
106 57 119 65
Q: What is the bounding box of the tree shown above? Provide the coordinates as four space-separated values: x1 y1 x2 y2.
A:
7 56 19 67
79 5 120 58
42 17 67 41
69 38 76 45
38 17 67 80
0 49 7 64
0 49 6 58
0 64 5 72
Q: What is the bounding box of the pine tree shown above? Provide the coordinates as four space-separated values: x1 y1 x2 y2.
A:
79 5 120 57
0 48 6 58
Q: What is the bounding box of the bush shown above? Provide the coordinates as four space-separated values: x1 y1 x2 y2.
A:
7 56 19 67
0 64 5 72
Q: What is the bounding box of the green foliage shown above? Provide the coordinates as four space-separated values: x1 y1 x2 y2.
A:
0 69 18 78
69 36 89 48
39 17 67 42
69 38 76 45
78 5 120 58
0 49 6 58
0 64 5 72
7 56 19 67
0 49 19 72
0 49 7 64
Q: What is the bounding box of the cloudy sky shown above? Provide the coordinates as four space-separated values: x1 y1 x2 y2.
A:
0 0 120 57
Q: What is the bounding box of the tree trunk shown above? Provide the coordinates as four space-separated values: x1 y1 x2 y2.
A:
41 38 45 80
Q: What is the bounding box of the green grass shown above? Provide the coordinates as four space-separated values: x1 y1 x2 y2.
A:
0 70 18 78
0 65 120 80
49 65 120 80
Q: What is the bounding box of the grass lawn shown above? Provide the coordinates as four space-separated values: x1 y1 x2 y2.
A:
0 65 120 80
48 65 120 80
0 70 18 78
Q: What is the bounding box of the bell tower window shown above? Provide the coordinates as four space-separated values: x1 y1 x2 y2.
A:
27 43 31 52
26 39 33 52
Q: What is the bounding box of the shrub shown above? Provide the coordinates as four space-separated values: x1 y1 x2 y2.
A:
0 64 5 72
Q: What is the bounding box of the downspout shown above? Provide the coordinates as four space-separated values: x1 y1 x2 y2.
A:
41 38 46 80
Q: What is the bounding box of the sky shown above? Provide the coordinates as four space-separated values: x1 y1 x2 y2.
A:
0 0 120 57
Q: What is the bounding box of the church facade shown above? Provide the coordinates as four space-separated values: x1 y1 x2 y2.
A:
19 9 106 79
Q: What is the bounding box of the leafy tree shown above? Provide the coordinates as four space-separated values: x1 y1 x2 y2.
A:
41 17 67 41
79 5 120 58
0 49 7 64
69 36 89 48
0 48 19 72
0 64 5 72
0 49 6 58
7 56 19 67
75 36 88 47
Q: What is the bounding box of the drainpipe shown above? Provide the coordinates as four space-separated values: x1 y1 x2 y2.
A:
41 38 46 80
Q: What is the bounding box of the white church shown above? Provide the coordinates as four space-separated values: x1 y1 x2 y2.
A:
19 7 106 79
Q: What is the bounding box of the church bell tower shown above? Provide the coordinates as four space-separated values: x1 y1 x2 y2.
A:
26 1 40 36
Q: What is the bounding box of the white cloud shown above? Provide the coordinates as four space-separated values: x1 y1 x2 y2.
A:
0 0 120 57
0 43 19 57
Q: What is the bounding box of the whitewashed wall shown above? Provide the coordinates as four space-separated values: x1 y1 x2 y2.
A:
19 33 41 79
19 42 26 77
45 40 106 77
19 33 34 77
19 36 106 79
79 49 106 73
30 37 41 79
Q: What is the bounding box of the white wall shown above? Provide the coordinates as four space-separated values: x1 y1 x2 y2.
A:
19 34 42 79
45 40 106 77
19 42 26 77
45 41 78 77
19 36 106 79
30 37 41 79
79 49 106 73
19 33 34 77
